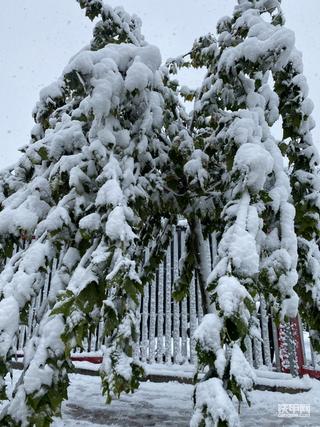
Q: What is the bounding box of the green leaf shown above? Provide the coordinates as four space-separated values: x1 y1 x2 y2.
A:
4 240 14 258
38 147 48 161
259 190 273 204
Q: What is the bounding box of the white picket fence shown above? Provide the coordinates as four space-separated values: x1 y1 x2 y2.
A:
9 228 320 374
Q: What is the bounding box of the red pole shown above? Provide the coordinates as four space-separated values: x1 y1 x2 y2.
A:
290 316 305 376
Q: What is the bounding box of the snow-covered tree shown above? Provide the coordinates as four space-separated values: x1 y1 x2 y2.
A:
273 33 320 353
169 1 319 425
0 1 184 424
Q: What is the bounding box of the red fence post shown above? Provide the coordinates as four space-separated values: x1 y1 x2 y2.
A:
290 316 305 376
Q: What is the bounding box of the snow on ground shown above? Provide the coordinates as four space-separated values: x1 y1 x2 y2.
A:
1 370 320 426
54 375 192 427
58 374 320 427
242 381 320 427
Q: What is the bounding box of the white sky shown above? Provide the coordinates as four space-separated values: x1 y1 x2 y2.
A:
0 0 319 168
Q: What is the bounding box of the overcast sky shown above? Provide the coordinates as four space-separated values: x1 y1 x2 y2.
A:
0 0 319 168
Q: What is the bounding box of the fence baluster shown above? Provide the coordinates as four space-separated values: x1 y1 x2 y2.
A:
149 278 156 364
260 296 272 368
253 309 263 368
165 250 172 364
178 228 188 362
271 319 281 371
190 274 197 363
244 336 253 367
157 264 164 363
141 282 149 363
196 273 204 325
134 293 142 362
172 233 180 364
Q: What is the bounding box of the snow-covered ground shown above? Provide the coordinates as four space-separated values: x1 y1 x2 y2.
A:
54 373 319 427
1 370 319 426
54 375 192 427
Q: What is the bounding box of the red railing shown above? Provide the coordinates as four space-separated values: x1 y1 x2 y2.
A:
278 316 320 379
